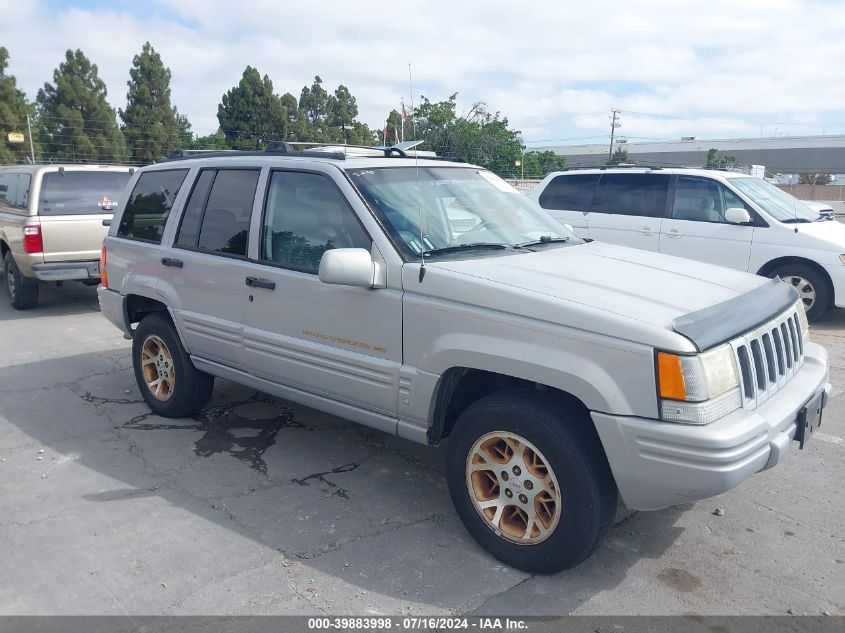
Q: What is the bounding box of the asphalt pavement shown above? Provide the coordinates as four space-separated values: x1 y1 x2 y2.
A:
1 282 843 615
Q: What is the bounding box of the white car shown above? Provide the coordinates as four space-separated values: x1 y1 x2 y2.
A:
528 167 845 320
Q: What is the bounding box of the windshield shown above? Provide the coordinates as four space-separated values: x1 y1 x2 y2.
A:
730 177 818 223
39 170 131 216
346 166 578 259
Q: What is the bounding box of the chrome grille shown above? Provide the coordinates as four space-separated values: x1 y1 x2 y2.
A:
731 307 806 409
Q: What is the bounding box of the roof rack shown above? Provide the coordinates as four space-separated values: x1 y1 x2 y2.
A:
161 140 436 163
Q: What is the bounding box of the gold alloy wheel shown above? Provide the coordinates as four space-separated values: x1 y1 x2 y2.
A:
465 431 561 545
140 334 176 402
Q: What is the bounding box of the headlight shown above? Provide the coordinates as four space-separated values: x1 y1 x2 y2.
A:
656 344 742 424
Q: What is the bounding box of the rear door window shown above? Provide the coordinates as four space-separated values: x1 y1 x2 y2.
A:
537 174 600 211
175 168 259 257
38 171 132 215
593 173 670 217
117 169 188 244
0 173 18 210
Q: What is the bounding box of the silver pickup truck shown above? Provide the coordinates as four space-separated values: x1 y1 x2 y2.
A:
0 164 132 309
97 146 830 573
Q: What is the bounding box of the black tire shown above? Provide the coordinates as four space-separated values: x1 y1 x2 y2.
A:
3 251 39 310
132 312 214 417
446 390 617 574
771 264 829 322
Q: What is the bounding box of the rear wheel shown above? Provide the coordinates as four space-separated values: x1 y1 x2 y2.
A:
446 390 617 573
771 264 829 322
3 251 39 310
133 312 214 417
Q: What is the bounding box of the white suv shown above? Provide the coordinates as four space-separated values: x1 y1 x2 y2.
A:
528 167 845 320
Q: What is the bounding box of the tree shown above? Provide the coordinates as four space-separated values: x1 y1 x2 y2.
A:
410 94 523 175
192 129 228 150
299 76 329 134
173 107 193 149
120 42 180 162
280 92 310 141
0 47 37 164
799 173 832 185
327 84 358 144
385 109 403 145
218 66 287 149
706 148 736 169
609 147 630 165
36 49 126 163
521 150 567 178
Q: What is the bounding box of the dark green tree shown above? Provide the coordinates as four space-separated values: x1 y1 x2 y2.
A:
192 129 228 150
218 66 287 149
327 85 358 143
706 148 736 169
521 150 567 178
299 76 331 141
36 49 126 162
281 92 310 141
120 42 180 162
609 147 630 164
0 47 37 164
411 94 522 175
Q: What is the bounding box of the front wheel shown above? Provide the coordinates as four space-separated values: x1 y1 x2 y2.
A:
132 312 214 417
446 391 617 573
771 264 829 322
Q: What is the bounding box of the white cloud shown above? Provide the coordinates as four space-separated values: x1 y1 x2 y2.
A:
2 0 843 143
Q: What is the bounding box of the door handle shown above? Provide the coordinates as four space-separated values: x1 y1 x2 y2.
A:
639 226 655 236
665 229 682 239
102 219 111 226
245 276 276 290
160 257 183 267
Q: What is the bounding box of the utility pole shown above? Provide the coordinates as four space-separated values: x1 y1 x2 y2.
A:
26 113 35 164
608 108 622 163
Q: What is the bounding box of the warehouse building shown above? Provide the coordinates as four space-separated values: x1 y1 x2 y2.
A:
534 134 845 175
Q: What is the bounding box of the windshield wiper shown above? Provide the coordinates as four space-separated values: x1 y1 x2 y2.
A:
516 235 571 247
781 218 812 224
421 242 509 256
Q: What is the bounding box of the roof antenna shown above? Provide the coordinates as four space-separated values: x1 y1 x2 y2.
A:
409 62 426 282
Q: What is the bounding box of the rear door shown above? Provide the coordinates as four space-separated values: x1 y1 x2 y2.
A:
659 175 753 270
535 173 599 238
38 169 132 262
587 172 670 251
160 167 261 368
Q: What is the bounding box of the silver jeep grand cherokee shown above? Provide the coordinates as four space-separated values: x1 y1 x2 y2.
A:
98 144 830 573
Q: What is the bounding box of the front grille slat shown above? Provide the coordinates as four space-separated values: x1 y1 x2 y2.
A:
733 308 805 410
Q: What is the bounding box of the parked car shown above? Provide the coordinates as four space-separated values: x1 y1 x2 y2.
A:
0 164 134 309
528 167 845 320
98 146 829 573
804 200 836 218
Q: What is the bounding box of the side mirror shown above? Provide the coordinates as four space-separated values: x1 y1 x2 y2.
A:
318 248 385 288
725 207 752 225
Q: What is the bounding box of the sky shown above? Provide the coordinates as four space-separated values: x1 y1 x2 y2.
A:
2 0 845 148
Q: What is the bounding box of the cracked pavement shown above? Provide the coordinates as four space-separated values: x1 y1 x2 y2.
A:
1 283 844 615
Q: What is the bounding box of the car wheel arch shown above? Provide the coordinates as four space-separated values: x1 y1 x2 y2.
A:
757 256 834 305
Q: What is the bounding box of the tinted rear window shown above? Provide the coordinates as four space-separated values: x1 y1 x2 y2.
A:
38 171 132 216
592 173 670 218
117 170 188 244
537 174 600 211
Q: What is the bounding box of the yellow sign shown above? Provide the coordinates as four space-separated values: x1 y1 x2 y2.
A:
7 132 25 143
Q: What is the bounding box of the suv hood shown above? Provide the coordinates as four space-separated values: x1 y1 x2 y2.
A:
418 241 768 350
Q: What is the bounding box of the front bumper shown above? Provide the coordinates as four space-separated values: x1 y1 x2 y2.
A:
592 341 829 511
31 260 100 281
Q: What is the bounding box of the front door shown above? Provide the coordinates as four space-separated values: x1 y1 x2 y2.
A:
659 175 753 271
242 168 403 418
